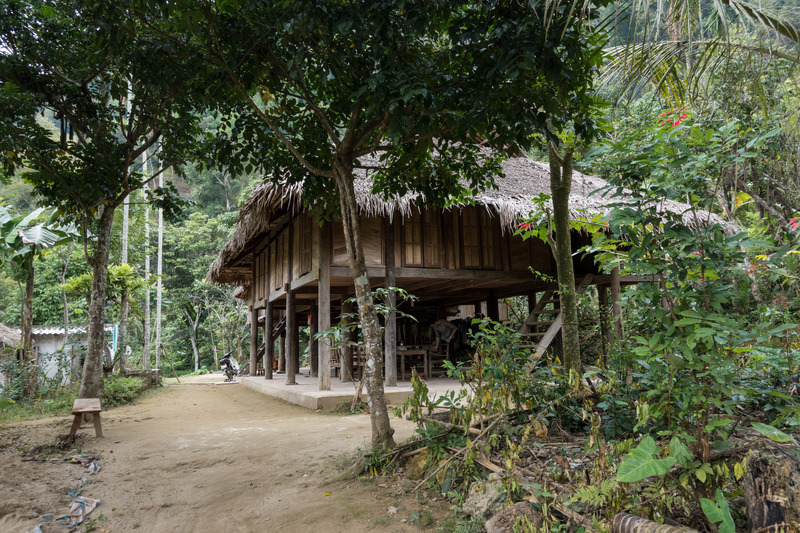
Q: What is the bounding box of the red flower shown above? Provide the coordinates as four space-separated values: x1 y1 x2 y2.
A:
517 223 531 230
658 109 690 127
790 217 800 231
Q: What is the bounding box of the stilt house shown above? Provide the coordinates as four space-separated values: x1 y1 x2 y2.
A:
208 155 703 390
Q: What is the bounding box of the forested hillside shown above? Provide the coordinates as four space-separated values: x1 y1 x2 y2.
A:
0 155 253 373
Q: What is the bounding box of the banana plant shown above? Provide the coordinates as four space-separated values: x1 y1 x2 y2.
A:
0 206 75 363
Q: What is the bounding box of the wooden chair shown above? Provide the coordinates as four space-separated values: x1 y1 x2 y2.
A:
69 398 103 438
428 343 450 378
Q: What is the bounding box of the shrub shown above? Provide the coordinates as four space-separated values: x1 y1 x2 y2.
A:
101 375 145 407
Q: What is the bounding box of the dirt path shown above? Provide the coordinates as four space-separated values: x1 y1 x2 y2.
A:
0 375 451 532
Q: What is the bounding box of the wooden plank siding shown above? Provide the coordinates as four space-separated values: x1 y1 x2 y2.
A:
331 217 384 267
251 207 556 304
296 214 313 279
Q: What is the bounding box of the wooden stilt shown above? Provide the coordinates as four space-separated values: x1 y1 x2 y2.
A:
285 284 296 384
278 330 286 372
265 301 273 379
384 218 397 386
318 223 331 391
291 310 300 375
341 300 355 382
249 305 258 377
309 303 318 377
486 291 499 321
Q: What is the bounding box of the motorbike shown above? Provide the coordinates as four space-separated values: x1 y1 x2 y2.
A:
220 352 238 382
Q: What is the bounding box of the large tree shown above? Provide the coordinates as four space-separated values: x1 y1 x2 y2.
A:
0 0 207 398
140 0 609 446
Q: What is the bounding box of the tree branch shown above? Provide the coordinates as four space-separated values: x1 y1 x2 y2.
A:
204 1 334 179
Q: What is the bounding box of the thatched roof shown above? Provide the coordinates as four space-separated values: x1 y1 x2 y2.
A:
0 323 21 347
209 154 727 285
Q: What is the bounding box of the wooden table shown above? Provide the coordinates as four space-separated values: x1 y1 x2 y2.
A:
398 348 428 380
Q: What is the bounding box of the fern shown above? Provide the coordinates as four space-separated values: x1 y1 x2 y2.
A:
570 479 617 508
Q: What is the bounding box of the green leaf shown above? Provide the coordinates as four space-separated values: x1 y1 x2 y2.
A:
700 489 735 533
704 418 732 432
751 422 795 443
616 436 677 482
668 436 693 468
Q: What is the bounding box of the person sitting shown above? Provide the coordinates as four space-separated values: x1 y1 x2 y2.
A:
431 318 457 354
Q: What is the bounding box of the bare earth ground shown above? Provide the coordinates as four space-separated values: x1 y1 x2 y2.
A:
0 374 453 533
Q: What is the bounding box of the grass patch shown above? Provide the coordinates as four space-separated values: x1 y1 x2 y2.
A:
328 399 367 415
0 374 151 423
0 385 78 423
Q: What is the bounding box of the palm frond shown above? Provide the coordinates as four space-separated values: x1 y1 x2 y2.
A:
724 0 800 45
601 0 800 104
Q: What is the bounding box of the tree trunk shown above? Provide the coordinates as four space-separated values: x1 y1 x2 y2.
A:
548 143 581 374
742 454 800 532
143 176 152 370
21 255 37 397
21 255 35 360
120 188 129 373
118 291 129 372
209 324 219 370
612 513 697 533
333 159 395 449
155 168 164 370
79 208 115 399
60 241 73 381
183 307 201 372
191 332 199 371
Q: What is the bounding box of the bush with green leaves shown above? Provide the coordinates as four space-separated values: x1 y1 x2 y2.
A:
0 358 40 401
585 112 800 528
100 375 146 407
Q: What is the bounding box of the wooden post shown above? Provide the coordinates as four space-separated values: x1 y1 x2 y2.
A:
486 291 499 321
278 331 286 372
291 310 300 375
285 284 296 384
249 305 258 377
318 222 331 391
611 266 623 341
597 285 611 362
384 218 397 386
309 303 318 377
341 300 355 382
265 301 273 379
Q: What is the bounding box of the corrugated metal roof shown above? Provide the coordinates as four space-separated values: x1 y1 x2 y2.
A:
15 325 114 336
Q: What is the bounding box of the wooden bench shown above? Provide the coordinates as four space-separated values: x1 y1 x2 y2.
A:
69 398 103 438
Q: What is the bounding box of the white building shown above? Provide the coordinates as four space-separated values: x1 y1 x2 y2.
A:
10 325 113 385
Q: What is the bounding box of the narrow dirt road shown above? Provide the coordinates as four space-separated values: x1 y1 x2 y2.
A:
0 376 450 532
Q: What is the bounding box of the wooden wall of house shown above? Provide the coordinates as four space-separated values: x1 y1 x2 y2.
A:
394 206 554 276
331 217 384 267
249 206 557 303
292 213 316 280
